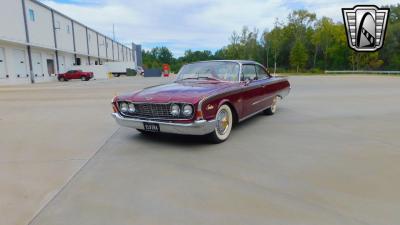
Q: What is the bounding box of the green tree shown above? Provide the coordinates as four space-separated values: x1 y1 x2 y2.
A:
312 17 335 68
290 40 308 72
142 5 400 73
264 23 284 71
380 4 400 70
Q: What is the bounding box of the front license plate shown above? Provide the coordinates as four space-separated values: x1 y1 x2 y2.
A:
143 123 160 132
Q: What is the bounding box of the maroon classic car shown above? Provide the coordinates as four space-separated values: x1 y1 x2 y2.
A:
58 70 93 81
111 60 290 143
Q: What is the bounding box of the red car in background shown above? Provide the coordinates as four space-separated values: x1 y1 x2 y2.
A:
58 70 94 81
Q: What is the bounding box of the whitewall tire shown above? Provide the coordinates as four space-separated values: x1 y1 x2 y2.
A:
264 96 279 115
208 104 233 143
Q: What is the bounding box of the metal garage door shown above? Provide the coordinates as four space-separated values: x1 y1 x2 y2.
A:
13 49 27 78
0 48 6 79
59 55 65 73
31 52 43 77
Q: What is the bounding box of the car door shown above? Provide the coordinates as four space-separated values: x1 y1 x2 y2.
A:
67 70 76 79
240 64 265 116
74 71 81 79
64 71 71 79
255 64 274 108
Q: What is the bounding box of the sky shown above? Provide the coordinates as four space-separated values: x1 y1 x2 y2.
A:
41 0 398 57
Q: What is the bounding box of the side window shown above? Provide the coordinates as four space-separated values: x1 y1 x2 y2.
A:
242 65 257 81
256 65 269 79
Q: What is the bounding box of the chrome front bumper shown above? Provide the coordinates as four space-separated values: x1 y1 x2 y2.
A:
111 113 216 135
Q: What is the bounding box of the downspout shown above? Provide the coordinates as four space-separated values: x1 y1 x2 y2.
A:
21 0 34 83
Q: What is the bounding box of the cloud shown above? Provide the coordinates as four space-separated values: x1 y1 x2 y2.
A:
41 0 399 57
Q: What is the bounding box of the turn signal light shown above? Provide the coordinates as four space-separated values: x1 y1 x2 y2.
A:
112 104 118 113
111 96 118 113
196 110 203 120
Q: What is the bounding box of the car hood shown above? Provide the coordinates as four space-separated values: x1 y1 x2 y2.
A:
121 81 233 104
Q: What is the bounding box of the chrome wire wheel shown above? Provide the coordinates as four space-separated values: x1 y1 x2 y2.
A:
216 110 229 135
264 96 279 115
271 96 278 113
212 104 233 142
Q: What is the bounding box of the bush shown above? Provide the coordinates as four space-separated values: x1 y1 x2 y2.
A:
126 69 137 76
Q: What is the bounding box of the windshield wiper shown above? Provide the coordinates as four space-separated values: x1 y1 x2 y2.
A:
176 77 198 81
197 76 220 81
177 76 220 81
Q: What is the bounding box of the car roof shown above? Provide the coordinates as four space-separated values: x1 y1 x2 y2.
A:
188 60 265 67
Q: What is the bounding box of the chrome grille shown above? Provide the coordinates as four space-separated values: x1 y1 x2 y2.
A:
118 101 194 119
134 103 172 118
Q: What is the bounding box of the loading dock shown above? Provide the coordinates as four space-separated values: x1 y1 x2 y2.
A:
31 52 43 77
13 49 27 78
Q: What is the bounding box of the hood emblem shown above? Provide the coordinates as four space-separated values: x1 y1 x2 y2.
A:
145 96 153 100
206 104 214 110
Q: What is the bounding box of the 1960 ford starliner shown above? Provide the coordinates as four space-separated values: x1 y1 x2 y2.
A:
111 60 290 143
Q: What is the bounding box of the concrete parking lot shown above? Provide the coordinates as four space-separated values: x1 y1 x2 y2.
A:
1 76 400 225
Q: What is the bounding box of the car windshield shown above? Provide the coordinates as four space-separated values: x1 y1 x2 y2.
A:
176 61 240 82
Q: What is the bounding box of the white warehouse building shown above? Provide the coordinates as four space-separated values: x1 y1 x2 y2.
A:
0 0 134 84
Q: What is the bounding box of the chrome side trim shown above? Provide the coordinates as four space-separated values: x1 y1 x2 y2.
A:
251 96 271 106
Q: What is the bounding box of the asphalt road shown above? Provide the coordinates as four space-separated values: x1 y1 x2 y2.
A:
1 76 400 225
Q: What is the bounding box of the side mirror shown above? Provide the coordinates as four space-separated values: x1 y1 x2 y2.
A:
244 78 252 86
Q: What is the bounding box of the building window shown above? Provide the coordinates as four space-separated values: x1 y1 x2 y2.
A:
66 25 70 34
29 9 35 22
55 21 60 29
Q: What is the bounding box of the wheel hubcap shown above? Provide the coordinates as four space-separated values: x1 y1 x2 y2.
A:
271 97 278 113
216 109 230 135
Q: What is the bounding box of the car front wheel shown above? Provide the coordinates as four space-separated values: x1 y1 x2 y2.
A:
207 104 233 143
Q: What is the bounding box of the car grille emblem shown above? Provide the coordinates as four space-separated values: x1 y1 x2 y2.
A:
342 5 390 52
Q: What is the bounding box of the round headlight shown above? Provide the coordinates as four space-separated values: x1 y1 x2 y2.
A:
182 104 193 117
120 102 128 112
171 104 180 116
128 103 135 113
